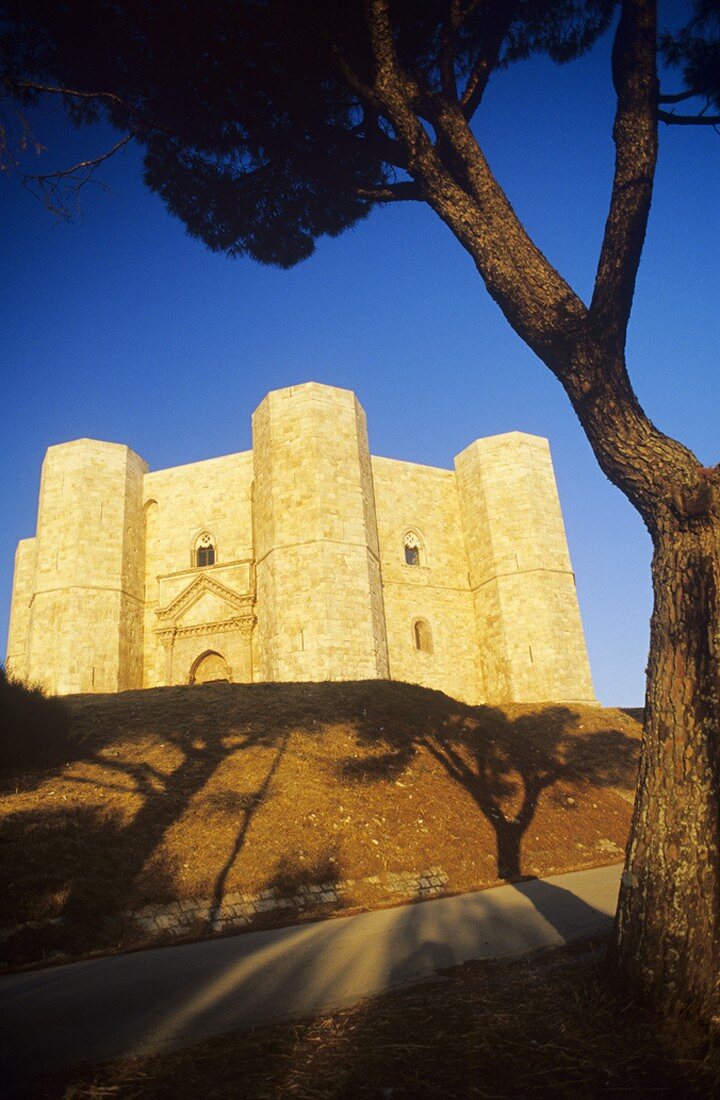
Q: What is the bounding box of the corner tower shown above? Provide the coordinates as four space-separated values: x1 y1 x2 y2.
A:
252 383 389 682
454 432 595 704
23 439 147 694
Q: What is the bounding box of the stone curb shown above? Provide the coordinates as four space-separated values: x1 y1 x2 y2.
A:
1 867 450 946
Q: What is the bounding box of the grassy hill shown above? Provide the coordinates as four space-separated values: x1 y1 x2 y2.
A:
0 680 641 968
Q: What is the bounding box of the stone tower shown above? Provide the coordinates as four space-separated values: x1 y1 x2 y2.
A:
252 383 389 682
9 439 146 694
454 431 594 703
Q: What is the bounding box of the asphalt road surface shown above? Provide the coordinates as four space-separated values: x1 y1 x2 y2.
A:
2 862 622 1095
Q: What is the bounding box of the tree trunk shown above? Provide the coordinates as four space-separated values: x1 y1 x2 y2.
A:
363 0 719 1022
609 519 720 1022
496 819 523 881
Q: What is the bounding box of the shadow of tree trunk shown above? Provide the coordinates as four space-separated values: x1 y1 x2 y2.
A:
423 738 558 881
59 740 230 920
208 729 291 926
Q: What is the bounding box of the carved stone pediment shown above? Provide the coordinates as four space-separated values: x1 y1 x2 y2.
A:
155 574 255 640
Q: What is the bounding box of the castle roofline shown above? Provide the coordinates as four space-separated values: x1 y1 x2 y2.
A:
46 437 139 453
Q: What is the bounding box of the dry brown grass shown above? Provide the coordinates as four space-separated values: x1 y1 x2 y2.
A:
0 680 641 968
40 935 720 1099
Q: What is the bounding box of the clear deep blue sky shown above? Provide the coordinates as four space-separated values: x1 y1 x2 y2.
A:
1 12 718 706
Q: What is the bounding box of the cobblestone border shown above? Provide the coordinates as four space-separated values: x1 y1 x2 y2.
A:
128 866 450 935
1 867 449 945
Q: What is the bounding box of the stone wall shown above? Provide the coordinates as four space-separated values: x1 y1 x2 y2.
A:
7 382 595 705
143 451 255 687
5 538 36 684
0 867 452 965
455 432 595 703
18 440 147 694
252 383 389 683
372 457 479 704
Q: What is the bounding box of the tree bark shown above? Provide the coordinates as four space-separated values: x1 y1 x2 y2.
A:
358 0 720 1023
609 518 720 1022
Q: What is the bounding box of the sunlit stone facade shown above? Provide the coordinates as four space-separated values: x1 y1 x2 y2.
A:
7 382 595 704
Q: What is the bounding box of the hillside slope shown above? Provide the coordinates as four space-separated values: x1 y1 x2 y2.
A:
0 680 641 967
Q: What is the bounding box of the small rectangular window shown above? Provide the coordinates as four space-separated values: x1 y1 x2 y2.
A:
196 546 215 568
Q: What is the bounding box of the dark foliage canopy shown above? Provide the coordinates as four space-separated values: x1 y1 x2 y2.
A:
2 1 715 267
661 0 720 108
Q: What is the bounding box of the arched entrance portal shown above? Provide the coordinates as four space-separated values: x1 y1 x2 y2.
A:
189 650 232 684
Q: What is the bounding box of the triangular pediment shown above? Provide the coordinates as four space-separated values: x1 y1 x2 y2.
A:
156 574 253 627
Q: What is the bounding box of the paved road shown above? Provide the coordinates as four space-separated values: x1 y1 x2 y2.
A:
2 863 622 1093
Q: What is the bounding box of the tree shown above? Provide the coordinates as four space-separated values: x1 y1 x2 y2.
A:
1 0 719 1022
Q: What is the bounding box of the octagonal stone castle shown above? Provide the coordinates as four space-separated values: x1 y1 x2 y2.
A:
6 382 595 704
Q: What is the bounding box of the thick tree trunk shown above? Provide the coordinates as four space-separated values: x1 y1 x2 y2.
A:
495 819 523 881
609 521 720 1022
363 0 720 1023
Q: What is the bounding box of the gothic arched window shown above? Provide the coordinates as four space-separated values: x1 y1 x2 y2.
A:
195 532 216 568
403 530 423 566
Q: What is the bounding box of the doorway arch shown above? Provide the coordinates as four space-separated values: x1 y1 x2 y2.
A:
189 650 231 684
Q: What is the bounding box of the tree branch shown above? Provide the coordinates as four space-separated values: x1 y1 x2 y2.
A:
364 0 587 365
329 43 380 111
5 78 132 114
590 0 658 349
457 0 485 26
21 133 134 219
354 181 422 201
658 109 720 126
25 133 134 183
658 87 710 103
459 3 520 121
365 0 419 101
439 1 461 101
362 0 695 518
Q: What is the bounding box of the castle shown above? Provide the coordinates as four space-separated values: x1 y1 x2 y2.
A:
6 382 595 704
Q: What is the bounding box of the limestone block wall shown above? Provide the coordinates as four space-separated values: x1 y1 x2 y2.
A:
252 383 389 682
5 538 37 683
143 451 254 687
454 432 595 703
7 383 596 705
372 457 479 704
23 439 147 694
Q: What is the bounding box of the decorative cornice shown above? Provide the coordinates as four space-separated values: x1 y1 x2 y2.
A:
157 557 253 583
156 616 257 640
157 573 254 624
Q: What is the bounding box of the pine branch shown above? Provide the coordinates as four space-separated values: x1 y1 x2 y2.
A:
459 3 519 122
439 0 461 100
21 133 134 220
6 78 132 113
658 87 710 104
658 108 720 126
590 0 658 349
354 181 422 201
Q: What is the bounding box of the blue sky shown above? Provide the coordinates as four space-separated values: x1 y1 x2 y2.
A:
1 13 718 706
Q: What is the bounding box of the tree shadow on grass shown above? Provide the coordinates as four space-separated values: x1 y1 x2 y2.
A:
1 684 302 961
2 681 396 961
0 680 640 967
266 850 343 896
207 728 292 927
333 686 639 882
0 803 182 966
